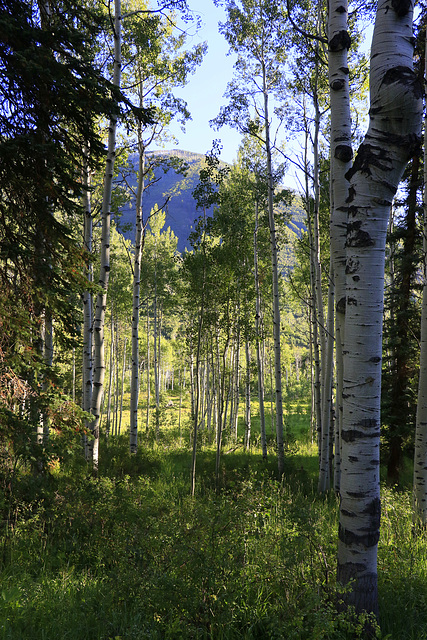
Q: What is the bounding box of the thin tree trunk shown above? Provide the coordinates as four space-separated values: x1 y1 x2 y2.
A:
90 0 121 470
328 0 352 494
254 200 267 458
130 130 146 452
119 337 127 436
244 339 251 449
82 145 93 459
262 60 285 476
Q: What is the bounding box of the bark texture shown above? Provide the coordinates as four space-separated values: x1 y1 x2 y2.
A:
413 35 427 524
337 0 422 614
328 0 353 494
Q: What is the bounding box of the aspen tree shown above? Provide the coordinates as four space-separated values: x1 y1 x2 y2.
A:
90 0 122 470
337 0 422 614
414 33 427 524
328 0 352 493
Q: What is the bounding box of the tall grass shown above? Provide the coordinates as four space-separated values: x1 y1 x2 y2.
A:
1 401 427 638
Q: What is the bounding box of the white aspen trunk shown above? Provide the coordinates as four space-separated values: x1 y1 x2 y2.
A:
118 337 127 436
191 290 205 496
262 60 284 476
307 196 322 452
130 139 145 453
328 0 352 494
114 320 120 436
153 273 160 440
106 313 114 439
145 303 151 433
82 146 93 459
233 326 240 442
254 201 267 459
413 36 427 524
338 0 422 614
318 259 335 492
90 0 121 469
244 339 251 449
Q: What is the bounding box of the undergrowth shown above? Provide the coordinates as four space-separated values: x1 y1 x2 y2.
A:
0 435 426 639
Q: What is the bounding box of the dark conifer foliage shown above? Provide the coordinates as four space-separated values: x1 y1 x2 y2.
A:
381 19 426 486
0 0 150 365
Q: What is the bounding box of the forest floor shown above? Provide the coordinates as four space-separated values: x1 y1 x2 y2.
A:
1 392 426 639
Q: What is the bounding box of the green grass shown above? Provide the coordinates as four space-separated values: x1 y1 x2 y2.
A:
1 394 427 639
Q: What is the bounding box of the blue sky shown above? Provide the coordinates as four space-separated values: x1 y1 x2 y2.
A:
166 0 242 164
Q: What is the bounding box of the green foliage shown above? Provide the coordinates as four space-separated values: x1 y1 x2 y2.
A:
1 429 425 639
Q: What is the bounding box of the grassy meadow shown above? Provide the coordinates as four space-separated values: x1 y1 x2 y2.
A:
1 386 427 639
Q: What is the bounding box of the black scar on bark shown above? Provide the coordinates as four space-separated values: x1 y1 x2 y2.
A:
346 185 356 203
331 78 345 91
391 0 411 17
336 296 346 314
347 220 375 248
336 5 346 13
339 524 380 547
353 275 360 282
363 497 381 530
329 30 351 52
335 144 353 162
369 356 381 363
345 143 392 181
381 65 423 99
342 427 379 442
347 297 357 306
345 258 359 274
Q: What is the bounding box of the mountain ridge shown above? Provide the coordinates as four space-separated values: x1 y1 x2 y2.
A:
116 149 306 256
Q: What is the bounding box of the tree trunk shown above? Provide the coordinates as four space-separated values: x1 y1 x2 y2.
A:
130 138 145 453
82 145 93 459
254 201 267 458
413 35 427 525
262 60 284 476
90 0 121 470
328 0 353 494
337 0 422 614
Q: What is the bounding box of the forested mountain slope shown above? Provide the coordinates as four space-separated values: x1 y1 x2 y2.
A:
115 149 306 255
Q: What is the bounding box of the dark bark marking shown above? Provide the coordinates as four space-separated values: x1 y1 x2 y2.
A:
339 524 380 547
369 356 381 363
348 455 359 462
342 427 379 442
391 0 411 16
359 418 379 429
346 185 356 203
335 144 353 162
336 5 346 13
341 508 356 517
329 30 351 52
347 220 375 248
346 257 359 275
340 66 349 75
353 275 360 282
347 297 357 306
345 142 402 181
331 78 345 91
336 296 346 314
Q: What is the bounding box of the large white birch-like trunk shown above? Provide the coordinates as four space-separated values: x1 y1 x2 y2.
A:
89 0 121 469
413 36 427 524
337 0 422 614
328 0 352 494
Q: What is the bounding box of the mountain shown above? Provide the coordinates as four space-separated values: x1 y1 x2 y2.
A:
115 149 306 255
116 150 213 253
